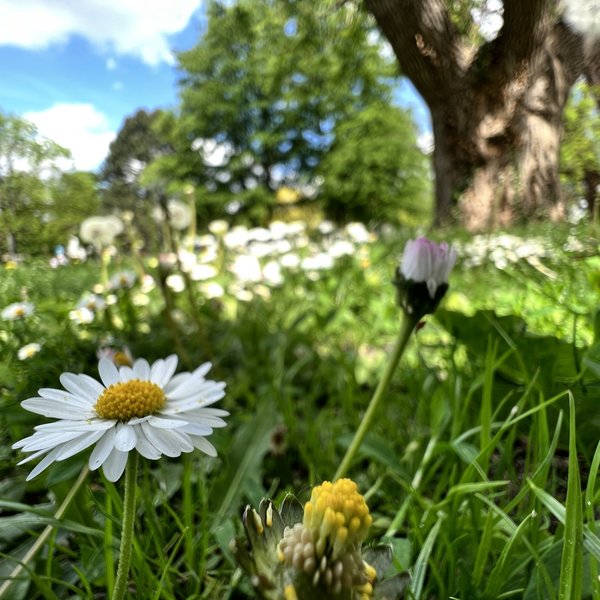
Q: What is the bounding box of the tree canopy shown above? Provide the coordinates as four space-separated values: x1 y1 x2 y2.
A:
0 112 71 256
168 0 425 224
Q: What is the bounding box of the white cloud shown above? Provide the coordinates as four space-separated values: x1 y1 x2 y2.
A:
0 0 203 66
24 103 116 172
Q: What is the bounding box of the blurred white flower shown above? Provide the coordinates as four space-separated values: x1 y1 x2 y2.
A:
166 274 186 293
280 253 301 269
69 307 95 324
208 219 229 236
302 253 334 271
153 199 192 231
18 342 41 360
400 237 456 299
327 239 355 258
13 354 228 482
109 271 137 290
231 255 262 283
263 261 284 286
2 302 34 320
190 264 218 281
224 226 250 249
66 236 87 261
248 227 272 243
200 282 225 299
96 346 133 367
77 294 106 312
317 220 336 235
80 216 123 250
344 222 372 244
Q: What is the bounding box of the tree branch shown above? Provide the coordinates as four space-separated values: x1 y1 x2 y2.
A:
365 0 464 106
472 0 551 93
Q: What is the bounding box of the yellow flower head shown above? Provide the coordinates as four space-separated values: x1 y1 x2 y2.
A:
303 479 372 559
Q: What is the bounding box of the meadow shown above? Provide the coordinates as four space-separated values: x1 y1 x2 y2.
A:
0 217 599 599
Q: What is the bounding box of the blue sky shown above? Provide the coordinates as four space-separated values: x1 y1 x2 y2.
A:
0 0 430 172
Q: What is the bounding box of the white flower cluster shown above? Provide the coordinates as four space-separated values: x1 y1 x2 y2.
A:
455 234 549 270
164 220 378 302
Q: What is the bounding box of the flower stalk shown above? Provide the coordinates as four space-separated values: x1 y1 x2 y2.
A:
112 452 138 600
335 312 419 481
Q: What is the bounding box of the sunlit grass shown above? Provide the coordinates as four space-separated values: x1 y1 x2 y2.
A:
0 220 599 598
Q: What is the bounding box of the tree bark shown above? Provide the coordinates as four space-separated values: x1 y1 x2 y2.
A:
365 0 595 230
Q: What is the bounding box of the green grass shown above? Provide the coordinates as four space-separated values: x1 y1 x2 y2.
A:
0 220 599 598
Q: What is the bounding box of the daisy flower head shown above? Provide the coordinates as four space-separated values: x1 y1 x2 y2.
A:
18 342 42 360
2 301 34 321
13 355 228 482
394 237 456 319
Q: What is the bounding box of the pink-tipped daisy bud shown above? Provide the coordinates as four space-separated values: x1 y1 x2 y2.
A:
394 237 456 318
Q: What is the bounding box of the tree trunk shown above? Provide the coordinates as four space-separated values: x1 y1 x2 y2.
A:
365 0 593 230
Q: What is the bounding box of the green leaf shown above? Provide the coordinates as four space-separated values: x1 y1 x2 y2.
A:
558 394 584 600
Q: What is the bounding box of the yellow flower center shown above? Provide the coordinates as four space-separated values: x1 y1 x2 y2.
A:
15 307 25 317
303 478 372 559
95 379 166 421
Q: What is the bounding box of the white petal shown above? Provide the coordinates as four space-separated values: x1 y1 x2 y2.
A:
118 366 135 382
193 362 212 379
33 419 116 432
98 358 120 387
167 378 209 401
25 447 62 480
134 427 162 460
102 448 129 482
114 423 137 451
21 398 91 420
89 428 116 470
145 416 186 429
150 355 178 387
15 430 82 452
38 388 94 407
179 422 213 436
132 358 151 380
141 423 184 457
55 430 106 461
189 436 217 457
59 373 101 402
163 372 191 392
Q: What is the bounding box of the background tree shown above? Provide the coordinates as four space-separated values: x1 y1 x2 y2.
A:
100 109 173 249
0 112 69 256
560 81 600 220
318 102 431 224
364 0 600 229
42 171 100 249
174 0 422 224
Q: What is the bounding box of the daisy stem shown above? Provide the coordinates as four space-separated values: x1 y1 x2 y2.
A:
0 465 89 600
112 453 138 600
334 313 418 481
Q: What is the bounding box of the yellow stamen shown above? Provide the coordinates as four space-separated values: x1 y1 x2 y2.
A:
95 379 165 421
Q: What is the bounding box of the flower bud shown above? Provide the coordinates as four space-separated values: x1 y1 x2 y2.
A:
394 237 456 318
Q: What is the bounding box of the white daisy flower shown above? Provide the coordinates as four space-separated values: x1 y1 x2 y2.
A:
18 342 42 360
13 355 228 482
2 301 34 320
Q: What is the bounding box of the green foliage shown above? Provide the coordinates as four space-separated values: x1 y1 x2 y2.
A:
100 109 173 250
1 221 600 597
560 82 600 216
0 112 71 256
318 102 431 224
172 0 417 223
